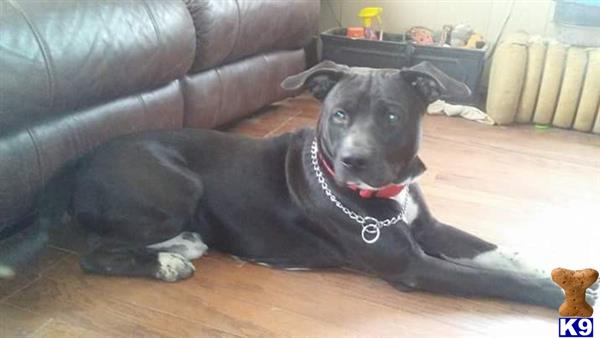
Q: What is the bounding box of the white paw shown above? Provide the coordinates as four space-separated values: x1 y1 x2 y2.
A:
155 252 195 282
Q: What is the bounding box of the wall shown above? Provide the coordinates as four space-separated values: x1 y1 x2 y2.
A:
319 0 557 45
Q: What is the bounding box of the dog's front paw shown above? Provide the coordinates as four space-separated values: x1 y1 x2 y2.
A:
155 252 195 282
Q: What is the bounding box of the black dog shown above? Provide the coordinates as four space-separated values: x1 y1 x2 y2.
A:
14 61 599 308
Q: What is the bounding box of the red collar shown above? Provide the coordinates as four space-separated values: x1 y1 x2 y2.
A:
316 145 405 199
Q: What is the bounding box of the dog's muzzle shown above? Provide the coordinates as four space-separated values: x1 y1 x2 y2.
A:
315 140 405 199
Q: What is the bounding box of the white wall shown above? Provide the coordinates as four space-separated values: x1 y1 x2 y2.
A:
320 0 557 44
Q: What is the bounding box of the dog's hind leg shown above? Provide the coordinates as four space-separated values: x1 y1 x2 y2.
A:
73 141 208 282
80 244 196 282
79 224 209 282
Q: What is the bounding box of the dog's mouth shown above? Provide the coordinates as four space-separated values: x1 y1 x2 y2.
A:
331 167 414 199
334 153 426 191
335 168 414 190
314 139 423 198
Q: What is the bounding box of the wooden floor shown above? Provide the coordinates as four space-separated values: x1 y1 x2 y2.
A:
1 94 599 337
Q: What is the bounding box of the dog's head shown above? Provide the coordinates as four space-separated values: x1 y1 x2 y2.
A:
282 61 470 189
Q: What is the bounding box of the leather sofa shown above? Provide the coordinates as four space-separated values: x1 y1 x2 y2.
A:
0 1 318 251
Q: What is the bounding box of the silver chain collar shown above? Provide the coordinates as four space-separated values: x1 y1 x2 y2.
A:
310 139 409 244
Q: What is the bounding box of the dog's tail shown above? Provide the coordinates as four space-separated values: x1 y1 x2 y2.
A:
0 162 76 279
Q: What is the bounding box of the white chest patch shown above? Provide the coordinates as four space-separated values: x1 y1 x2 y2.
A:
392 190 419 225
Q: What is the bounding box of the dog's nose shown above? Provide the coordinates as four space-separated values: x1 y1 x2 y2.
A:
341 155 368 170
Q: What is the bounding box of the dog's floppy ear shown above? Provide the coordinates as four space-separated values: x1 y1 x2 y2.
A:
281 61 349 100
400 61 471 103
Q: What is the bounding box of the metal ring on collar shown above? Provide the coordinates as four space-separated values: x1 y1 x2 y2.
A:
362 223 381 243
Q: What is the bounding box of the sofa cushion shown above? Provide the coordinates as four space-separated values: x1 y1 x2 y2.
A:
0 0 195 129
185 0 318 72
183 49 305 129
0 81 184 231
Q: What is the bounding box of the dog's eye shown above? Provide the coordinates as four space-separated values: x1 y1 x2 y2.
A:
387 113 399 124
332 110 347 123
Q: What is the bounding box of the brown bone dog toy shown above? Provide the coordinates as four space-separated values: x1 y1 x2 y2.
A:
551 268 599 317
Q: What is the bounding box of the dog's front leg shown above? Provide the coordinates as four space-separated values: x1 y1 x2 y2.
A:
408 217 599 307
389 249 565 308
413 218 553 277
401 186 600 308
371 219 564 307
407 185 560 279
387 185 579 308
